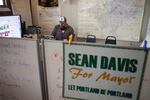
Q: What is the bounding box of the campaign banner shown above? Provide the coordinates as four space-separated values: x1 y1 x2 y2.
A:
63 43 148 100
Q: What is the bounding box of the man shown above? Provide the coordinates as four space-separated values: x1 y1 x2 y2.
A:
51 16 74 40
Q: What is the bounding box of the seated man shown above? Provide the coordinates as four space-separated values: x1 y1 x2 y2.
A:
51 16 74 40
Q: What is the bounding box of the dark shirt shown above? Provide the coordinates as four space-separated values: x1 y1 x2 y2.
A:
51 25 74 40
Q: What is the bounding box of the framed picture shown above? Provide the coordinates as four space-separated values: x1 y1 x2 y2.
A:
39 0 58 7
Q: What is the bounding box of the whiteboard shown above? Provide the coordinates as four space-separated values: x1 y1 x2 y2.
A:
0 38 43 100
43 40 71 100
77 0 145 41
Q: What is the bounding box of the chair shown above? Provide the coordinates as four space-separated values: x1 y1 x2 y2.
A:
86 35 96 43
105 36 116 45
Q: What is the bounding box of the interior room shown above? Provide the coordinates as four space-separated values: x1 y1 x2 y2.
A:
0 0 150 100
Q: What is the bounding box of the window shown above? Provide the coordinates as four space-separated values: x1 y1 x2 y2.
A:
0 0 8 7
0 0 4 6
0 0 11 9
0 0 12 16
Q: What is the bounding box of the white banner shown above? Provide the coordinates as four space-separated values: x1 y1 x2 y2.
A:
63 43 148 100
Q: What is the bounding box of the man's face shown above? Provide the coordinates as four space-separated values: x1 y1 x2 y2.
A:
59 21 66 30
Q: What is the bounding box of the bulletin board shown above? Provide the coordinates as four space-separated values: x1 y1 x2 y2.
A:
0 38 43 100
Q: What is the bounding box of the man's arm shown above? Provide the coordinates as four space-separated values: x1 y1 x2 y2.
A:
51 26 57 38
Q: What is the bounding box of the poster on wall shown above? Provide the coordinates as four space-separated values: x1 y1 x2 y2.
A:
39 0 58 7
63 43 148 100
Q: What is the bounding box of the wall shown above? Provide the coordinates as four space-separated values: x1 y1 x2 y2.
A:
61 0 150 41
11 0 39 26
31 0 38 25
33 0 150 42
60 0 78 34
11 0 32 26
36 0 77 35
10 0 150 42
141 0 150 41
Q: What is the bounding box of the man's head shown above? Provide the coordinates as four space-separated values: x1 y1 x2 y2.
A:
59 16 66 23
59 16 67 30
